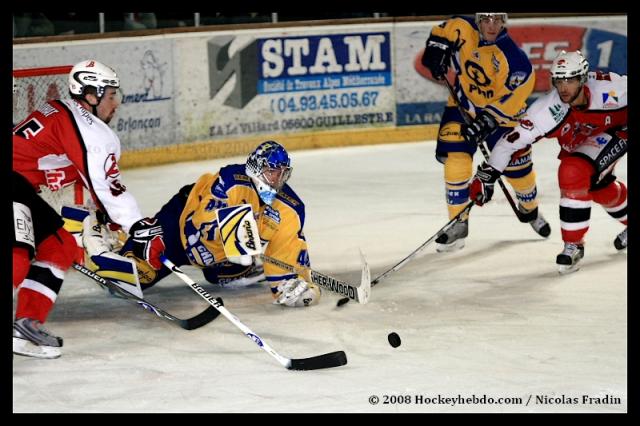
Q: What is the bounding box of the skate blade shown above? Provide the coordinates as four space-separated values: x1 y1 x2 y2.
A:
436 238 465 253
13 337 61 359
557 263 580 275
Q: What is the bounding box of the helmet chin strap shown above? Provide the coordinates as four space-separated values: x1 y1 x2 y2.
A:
83 92 103 117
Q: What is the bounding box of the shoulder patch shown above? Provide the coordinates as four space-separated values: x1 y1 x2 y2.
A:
602 91 620 109
548 104 565 123
508 71 528 89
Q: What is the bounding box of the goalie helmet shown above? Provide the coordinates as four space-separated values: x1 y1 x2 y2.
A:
550 50 589 84
246 141 292 205
69 59 120 100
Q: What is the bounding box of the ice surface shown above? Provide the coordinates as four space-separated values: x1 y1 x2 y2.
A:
13 140 627 413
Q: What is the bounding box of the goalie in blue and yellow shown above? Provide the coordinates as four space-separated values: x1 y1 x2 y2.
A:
117 141 320 307
421 12 551 251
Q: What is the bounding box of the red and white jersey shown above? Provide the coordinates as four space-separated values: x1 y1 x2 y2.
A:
13 99 143 232
489 71 627 172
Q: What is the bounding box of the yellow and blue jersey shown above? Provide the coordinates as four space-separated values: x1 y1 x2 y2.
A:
179 164 309 287
431 15 534 125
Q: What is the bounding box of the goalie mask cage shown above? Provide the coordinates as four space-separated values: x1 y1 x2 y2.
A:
13 65 86 212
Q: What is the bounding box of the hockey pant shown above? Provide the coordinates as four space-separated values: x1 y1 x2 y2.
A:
436 112 539 219
13 171 80 323
558 130 628 244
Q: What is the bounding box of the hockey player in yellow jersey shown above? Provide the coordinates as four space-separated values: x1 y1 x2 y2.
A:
111 141 321 307
421 12 550 251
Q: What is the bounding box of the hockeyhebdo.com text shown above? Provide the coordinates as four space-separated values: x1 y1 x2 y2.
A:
366 393 623 408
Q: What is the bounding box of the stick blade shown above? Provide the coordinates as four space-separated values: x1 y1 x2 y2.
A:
357 249 371 304
288 351 348 371
181 298 223 330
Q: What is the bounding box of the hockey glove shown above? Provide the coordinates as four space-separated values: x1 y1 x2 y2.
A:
421 34 451 80
129 218 165 270
470 162 502 206
273 278 319 307
462 111 498 145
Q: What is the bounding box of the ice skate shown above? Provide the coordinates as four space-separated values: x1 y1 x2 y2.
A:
436 220 468 252
13 318 63 359
614 228 627 250
556 242 585 274
519 205 551 238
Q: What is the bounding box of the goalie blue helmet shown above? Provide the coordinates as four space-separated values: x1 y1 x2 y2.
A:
246 141 292 205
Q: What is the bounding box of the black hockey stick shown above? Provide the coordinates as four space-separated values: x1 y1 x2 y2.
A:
73 263 221 330
337 200 475 307
162 256 348 371
442 78 529 223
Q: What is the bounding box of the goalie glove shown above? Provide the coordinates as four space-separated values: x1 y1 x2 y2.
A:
129 218 166 270
469 162 502 206
273 278 320 308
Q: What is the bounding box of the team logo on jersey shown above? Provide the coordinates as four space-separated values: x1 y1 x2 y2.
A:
602 91 619 109
519 118 534 130
561 123 572 136
263 205 281 224
472 50 480 61
104 153 126 196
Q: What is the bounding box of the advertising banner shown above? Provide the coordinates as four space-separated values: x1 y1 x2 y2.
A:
395 16 627 126
13 39 176 150
174 24 396 144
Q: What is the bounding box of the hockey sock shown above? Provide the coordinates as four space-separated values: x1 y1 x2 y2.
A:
592 180 627 226
444 152 473 220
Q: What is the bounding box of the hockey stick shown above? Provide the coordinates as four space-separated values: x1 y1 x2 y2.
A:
442 78 529 223
161 256 348 371
259 252 371 304
337 200 474 306
73 263 221 330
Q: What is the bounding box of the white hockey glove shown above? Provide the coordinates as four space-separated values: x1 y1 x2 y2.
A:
273 278 320 307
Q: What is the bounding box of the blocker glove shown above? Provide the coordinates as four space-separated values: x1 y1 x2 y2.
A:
130 217 166 270
462 111 498 145
470 162 502 206
421 34 451 80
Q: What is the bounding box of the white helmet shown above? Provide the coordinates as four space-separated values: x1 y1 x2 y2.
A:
69 59 120 99
550 50 589 84
475 12 508 26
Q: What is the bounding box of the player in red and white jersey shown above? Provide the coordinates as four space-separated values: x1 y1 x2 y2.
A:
469 50 627 273
12 60 166 358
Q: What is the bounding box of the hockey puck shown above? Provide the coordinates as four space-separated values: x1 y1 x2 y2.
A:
336 297 350 307
388 332 401 348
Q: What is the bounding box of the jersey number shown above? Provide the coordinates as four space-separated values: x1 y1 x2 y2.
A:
14 118 44 140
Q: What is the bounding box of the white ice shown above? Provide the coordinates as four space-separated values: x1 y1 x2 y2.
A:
13 139 627 413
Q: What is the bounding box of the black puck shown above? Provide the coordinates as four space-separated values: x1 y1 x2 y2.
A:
336 297 350 307
388 332 401 348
